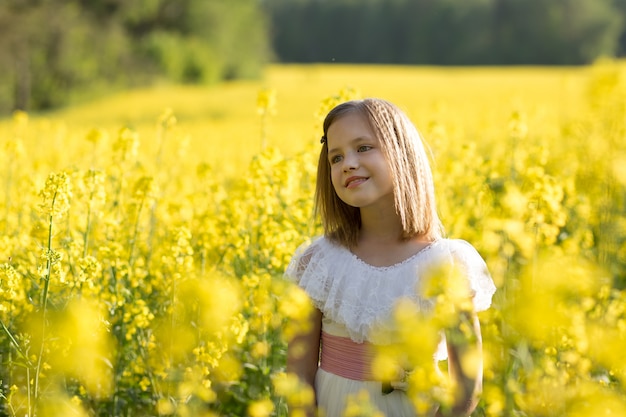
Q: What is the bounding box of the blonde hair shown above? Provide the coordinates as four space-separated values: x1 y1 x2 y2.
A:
315 98 444 247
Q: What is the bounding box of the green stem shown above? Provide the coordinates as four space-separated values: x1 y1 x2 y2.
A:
83 200 93 258
200 247 206 276
3 160 13 235
110 266 124 417
155 123 166 168
128 198 145 267
260 112 267 151
146 201 158 270
0 320 31 366
26 367 31 417
167 258 177 399
148 127 166 269
34 208 55 416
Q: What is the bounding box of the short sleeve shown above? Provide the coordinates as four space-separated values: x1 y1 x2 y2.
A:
284 237 319 284
449 239 496 312
435 239 497 361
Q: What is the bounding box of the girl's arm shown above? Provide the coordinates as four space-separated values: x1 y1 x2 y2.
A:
286 306 322 417
436 312 483 417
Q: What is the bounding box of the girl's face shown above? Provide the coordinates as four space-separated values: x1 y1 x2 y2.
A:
326 112 394 210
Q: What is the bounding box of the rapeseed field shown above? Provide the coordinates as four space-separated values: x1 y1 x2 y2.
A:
0 62 624 416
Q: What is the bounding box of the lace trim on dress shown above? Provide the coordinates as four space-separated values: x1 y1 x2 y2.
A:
345 239 442 271
285 236 496 347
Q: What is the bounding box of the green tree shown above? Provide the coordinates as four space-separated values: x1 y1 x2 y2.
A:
610 0 626 56
0 0 134 112
263 0 623 65
492 0 622 64
0 0 271 113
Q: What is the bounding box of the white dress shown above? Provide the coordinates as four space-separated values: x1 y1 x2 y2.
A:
285 237 496 417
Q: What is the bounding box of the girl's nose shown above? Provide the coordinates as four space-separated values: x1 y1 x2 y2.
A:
342 153 358 171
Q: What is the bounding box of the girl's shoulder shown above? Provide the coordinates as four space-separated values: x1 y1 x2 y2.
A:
443 238 488 265
439 238 497 312
284 236 338 281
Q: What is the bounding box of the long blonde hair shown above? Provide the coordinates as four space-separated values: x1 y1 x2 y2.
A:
315 98 443 247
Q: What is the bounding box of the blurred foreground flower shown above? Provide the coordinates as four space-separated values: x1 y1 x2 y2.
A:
343 390 384 417
499 252 625 415
48 298 115 397
272 372 315 414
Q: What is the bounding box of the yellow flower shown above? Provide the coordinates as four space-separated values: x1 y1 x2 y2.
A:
157 397 175 415
314 87 361 128
158 107 177 129
12 109 28 128
256 88 277 116
75 169 106 210
272 372 315 409
37 171 72 218
508 109 528 140
139 376 150 391
251 340 270 359
131 175 158 202
85 127 108 145
47 298 115 396
248 398 274 417
112 127 139 164
343 390 384 417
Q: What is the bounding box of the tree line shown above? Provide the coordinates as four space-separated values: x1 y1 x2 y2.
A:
2 0 626 113
264 0 626 65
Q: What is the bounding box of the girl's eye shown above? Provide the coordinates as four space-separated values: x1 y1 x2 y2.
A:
330 155 343 164
358 145 372 152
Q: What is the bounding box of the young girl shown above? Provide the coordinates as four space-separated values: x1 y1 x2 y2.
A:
285 98 496 417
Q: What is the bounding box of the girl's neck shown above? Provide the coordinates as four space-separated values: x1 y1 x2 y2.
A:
353 231 432 268
359 223 403 244
354 206 433 268
359 204 403 242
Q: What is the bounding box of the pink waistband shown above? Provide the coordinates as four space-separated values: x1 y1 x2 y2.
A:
319 331 376 381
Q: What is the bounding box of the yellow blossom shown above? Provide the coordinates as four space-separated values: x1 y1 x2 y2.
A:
37 171 72 218
248 398 274 417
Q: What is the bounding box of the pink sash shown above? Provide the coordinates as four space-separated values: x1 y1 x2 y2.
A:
319 331 377 381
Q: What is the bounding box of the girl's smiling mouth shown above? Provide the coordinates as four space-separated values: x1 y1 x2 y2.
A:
345 176 368 188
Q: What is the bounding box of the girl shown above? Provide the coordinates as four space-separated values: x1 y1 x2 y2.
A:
285 98 496 416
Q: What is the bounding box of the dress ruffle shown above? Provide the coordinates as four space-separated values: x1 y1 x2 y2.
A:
285 236 496 348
